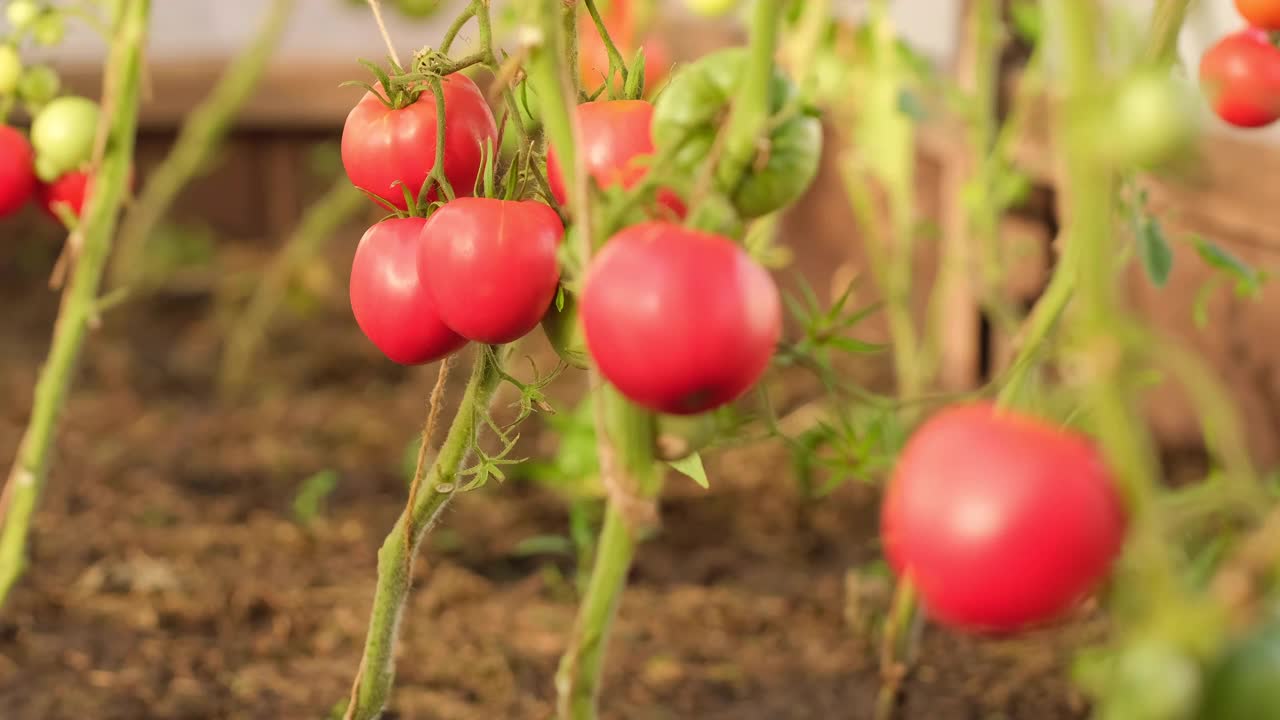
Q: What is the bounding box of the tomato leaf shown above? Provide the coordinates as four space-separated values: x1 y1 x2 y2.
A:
829 336 886 355
624 47 646 100
667 452 709 489
1137 217 1173 287
1191 235 1266 296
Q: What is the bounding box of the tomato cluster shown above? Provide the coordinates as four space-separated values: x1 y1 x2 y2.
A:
881 403 1127 633
1200 3 1280 128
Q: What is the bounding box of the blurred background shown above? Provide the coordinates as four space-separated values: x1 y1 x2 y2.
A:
1 1 1278 719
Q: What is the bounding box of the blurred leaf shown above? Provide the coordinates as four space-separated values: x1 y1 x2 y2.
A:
512 534 575 557
1009 0 1043 44
1192 235 1266 295
1192 276 1221 330
1137 218 1173 287
667 452 709 489
292 470 339 526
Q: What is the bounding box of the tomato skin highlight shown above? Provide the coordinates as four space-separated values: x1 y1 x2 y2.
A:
0 125 36 218
349 217 468 365
341 74 498 210
1236 0 1280 30
546 100 685 218
417 197 565 345
880 402 1126 633
580 222 781 415
1199 29 1280 128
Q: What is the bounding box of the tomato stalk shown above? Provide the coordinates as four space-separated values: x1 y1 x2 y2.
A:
341 347 507 720
583 0 629 97
218 177 367 396
0 0 150 609
108 0 296 292
718 0 782 197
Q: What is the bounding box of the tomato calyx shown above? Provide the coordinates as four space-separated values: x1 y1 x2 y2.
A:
341 59 425 111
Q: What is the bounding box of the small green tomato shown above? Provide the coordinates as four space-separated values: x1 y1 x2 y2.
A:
30 95 100 180
0 46 21 96
1103 69 1197 170
684 0 739 16
31 12 65 46
5 0 41 30
17 64 59 106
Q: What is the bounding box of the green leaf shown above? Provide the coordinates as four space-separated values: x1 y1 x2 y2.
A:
512 534 575 557
1009 0 1043 44
1192 235 1265 295
896 88 926 122
292 470 339 526
667 452 709 489
1192 276 1222 329
1138 218 1173 287
828 335 887 355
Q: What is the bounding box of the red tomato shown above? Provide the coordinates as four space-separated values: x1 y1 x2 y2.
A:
580 222 781 414
880 402 1127 633
417 197 564 344
546 100 685 218
1199 28 1280 128
349 217 468 364
341 75 498 210
1237 0 1280 30
38 169 89 221
0 125 36 218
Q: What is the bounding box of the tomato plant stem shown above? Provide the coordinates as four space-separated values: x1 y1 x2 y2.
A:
1051 0 1181 602
218 176 367 396
0 0 150 610
109 0 295 292
555 388 660 720
342 348 506 720
583 0 628 94
1141 0 1193 67
719 0 782 192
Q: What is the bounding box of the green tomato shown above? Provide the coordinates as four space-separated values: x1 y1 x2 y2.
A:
684 0 739 16
394 0 440 19
1103 69 1196 170
6 0 40 30
31 11 64 46
1198 624 1280 720
0 46 21 96
17 64 59 106
30 95 100 180
652 47 822 219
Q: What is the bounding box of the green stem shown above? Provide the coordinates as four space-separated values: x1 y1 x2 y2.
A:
583 0 626 95
1052 0 1178 600
0 0 150 609
342 349 506 720
218 178 366 396
555 388 660 720
439 4 476 54
1140 0 1193 67
718 0 782 190
109 0 294 291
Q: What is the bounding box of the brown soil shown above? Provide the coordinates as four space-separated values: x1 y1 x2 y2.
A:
0 234 1101 720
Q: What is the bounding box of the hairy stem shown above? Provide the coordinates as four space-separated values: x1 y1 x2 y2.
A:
0 0 150 609
343 348 506 720
109 0 294 291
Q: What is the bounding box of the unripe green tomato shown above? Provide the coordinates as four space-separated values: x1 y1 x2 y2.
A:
6 0 40 30
540 292 589 369
1103 69 1196 170
0 46 21 96
30 95 100 181
31 12 64 46
653 47 822 219
17 64 59 106
684 0 739 17
394 0 439 18
1095 641 1200 720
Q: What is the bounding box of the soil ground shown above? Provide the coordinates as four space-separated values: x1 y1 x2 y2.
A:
0 234 1103 720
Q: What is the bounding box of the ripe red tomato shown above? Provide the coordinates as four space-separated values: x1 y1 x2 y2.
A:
546 100 684 218
1237 0 1280 30
417 197 564 344
0 125 36 218
880 403 1127 633
349 217 468 364
1199 28 1280 128
37 169 89 221
580 222 781 415
341 75 498 210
